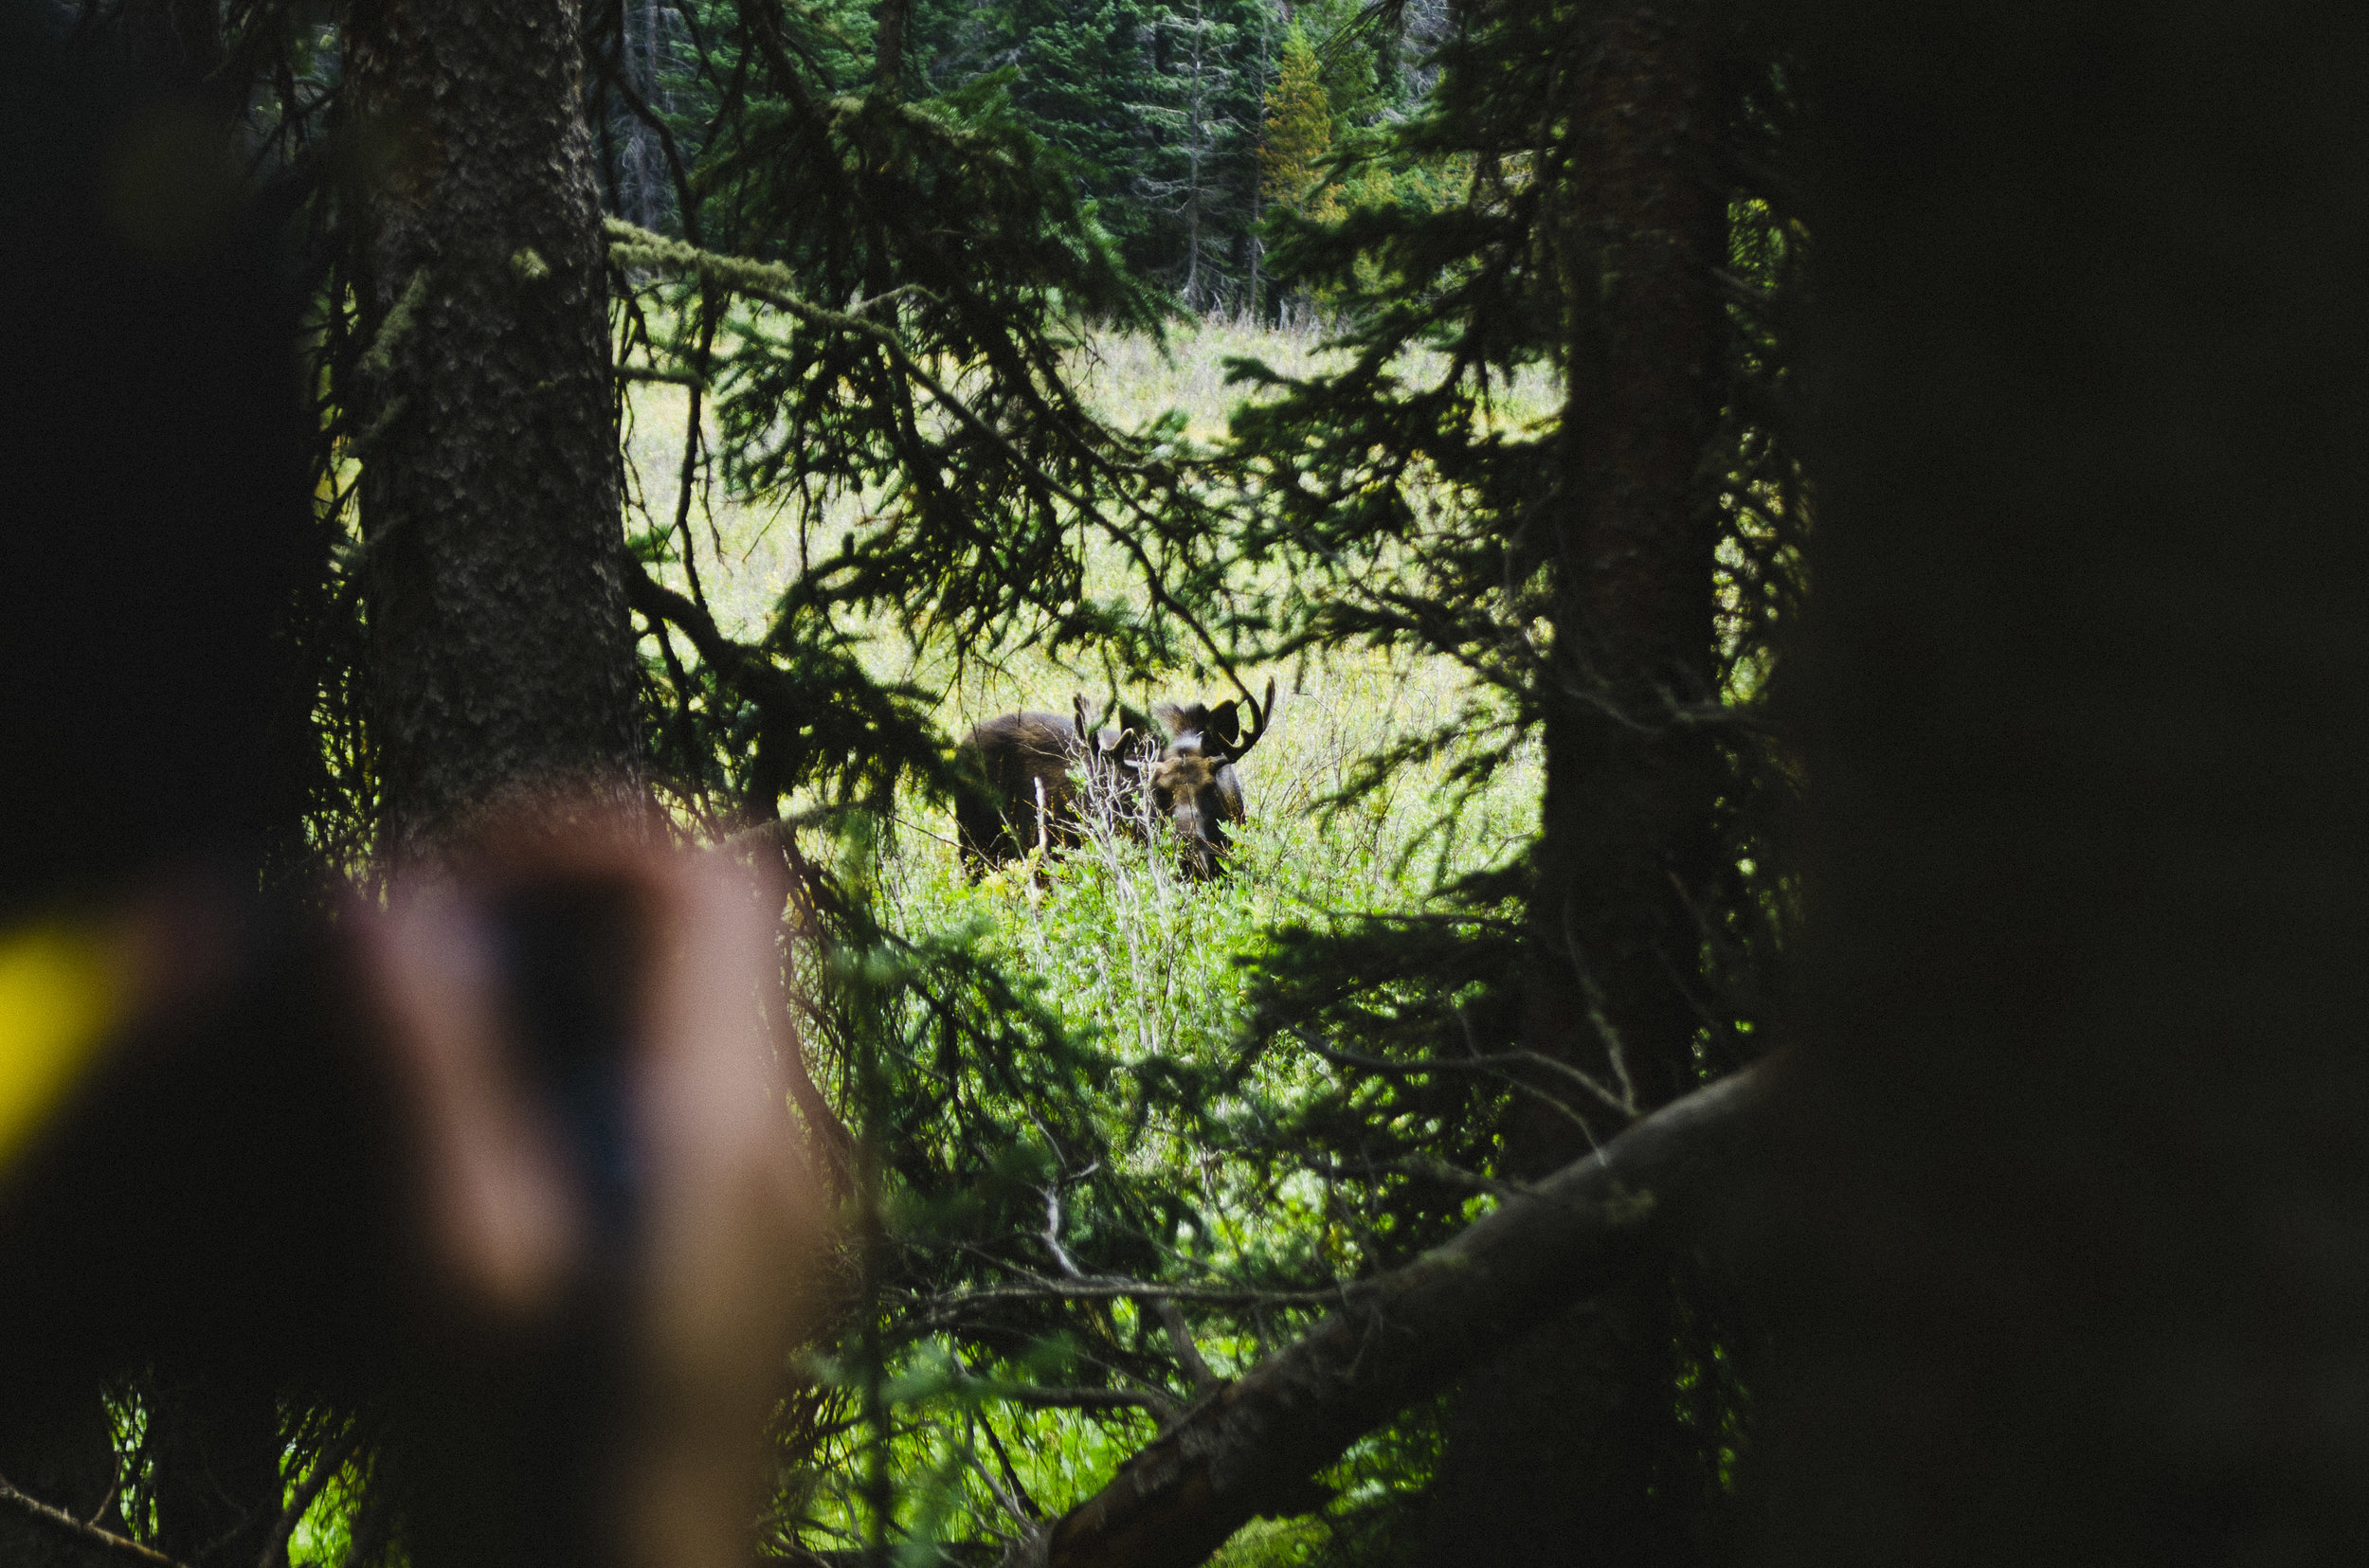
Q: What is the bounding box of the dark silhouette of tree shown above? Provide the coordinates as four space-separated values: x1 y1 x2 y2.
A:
1750 0 2369 1559
0 8 342 1567
1220 0 1802 1557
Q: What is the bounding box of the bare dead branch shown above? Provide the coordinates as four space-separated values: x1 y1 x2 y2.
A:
0 1474 190 1568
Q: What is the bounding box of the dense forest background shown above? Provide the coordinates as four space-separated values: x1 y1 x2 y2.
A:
598 0 1449 314
6 1 2364 1568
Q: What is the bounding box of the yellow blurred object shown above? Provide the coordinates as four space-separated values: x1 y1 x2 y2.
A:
0 924 122 1178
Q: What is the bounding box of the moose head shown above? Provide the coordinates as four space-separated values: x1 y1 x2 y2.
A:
1137 678 1275 878
959 679 1276 879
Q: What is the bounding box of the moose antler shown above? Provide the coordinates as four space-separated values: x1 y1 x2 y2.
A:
1220 677 1277 762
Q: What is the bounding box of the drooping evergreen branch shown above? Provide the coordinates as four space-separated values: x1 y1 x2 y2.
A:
902 1278 1343 1318
253 1422 369 1568
606 220 1250 691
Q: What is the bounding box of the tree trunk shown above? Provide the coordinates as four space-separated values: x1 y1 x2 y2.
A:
1422 5 1727 1564
1760 0 2369 1559
347 0 642 851
619 0 671 230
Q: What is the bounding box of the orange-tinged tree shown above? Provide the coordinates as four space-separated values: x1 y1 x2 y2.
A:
1260 27 1334 219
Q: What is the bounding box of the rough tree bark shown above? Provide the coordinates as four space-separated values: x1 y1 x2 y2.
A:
1757 0 2369 1559
346 0 643 849
1423 5 1728 1564
1005 1063 1771 1568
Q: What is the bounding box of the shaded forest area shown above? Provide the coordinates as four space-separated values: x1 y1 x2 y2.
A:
2 1 2365 1568
589 0 1439 315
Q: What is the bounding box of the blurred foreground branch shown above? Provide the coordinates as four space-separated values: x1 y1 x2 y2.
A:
1004 1060 1775 1568
0 1474 189 1568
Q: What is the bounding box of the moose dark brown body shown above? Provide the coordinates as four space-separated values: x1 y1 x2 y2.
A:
954 681 1274 878
954 709 1100 867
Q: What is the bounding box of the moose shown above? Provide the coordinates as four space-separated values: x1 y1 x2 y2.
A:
955 678 1276 879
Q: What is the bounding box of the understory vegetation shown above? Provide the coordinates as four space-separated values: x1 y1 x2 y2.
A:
626 318 1559 1562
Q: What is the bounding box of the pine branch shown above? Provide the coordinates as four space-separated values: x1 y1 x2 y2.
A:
898 1278 1343 1334
605 222 1249 690
992 1386 1184 1422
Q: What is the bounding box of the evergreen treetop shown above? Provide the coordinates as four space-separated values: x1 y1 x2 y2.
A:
1259 24 1333 217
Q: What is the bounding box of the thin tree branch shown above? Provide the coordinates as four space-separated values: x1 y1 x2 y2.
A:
0 1474 191 1568
589 39 704 245
605 222 1247 684
1154 1298 1222 1402
255 1423 367 1568
977 1413 1045 1523
1305 1036 1636 1114
992 1386 1182 1422
899 1280 1340 1322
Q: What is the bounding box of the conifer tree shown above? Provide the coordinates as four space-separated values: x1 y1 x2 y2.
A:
345 0 644 850
1140 0 1238 308
1259 25 1333 218
1131 0 1279 308
1003 0 1160 251
1224 0 1803 1557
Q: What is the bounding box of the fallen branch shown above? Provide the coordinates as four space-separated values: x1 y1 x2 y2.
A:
0 1473 190 1568
1004 1060 1774 1568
